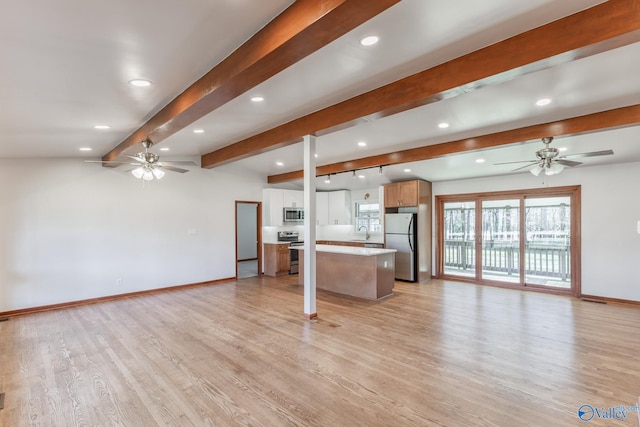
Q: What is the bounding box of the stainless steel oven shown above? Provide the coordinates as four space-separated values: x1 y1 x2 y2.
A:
288 242 303 274
277 231 303 274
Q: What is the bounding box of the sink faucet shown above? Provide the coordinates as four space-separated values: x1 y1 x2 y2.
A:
358 225 370 240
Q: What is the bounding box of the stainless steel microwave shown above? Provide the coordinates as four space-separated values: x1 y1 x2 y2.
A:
283 207 304 222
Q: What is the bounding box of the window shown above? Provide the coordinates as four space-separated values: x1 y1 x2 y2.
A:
355 202 382 233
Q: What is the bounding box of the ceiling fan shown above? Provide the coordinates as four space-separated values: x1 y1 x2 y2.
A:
87 140 197 180
494 137 614 176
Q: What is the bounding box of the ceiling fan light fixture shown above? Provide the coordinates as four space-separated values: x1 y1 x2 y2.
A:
151 167 165 180
530 164 544 176
142 168 154 181
132 166 145 179
547 162 565 175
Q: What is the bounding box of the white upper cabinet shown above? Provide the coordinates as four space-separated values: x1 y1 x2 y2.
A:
316 192 329 225
328 190 351 225
283 190 303 208
263 188 284 226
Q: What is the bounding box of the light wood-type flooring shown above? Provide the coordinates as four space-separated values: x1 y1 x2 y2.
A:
1 276 639 426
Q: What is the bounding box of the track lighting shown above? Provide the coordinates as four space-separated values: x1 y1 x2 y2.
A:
320 165 386 182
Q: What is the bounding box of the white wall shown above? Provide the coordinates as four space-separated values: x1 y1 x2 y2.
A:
237 203 257 260
433 161 640 302
0 159 264 312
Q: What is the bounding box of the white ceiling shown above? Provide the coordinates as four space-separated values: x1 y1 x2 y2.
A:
2 0 638 191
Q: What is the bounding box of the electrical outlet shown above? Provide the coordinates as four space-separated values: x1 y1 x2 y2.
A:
116 278 123 287
384 261 388 268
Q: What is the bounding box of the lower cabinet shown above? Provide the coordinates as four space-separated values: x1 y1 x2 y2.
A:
264 243 290 277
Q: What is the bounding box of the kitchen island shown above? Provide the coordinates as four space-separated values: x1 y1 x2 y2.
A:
293 244 396 300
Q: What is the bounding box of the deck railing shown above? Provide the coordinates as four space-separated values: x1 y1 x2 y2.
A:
444 240 570 280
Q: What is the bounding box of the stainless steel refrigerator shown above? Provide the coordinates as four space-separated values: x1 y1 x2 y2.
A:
385 213 417 281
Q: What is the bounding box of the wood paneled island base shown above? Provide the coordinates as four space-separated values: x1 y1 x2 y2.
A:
295 245 396 300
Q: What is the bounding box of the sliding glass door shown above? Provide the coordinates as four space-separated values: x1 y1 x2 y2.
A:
524 197 571 289
437 186 580 295
481 199 520 283
442 201 475 277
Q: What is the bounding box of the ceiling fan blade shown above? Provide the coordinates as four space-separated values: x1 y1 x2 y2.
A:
125 155 146 163
562 149 614 159
556 159 582 167
494 160 537 165
512 163 538 172
157 160 197 166
85 160 138 165
161 165 190 173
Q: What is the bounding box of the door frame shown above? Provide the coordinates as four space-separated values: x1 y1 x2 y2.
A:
435 185 581 296
235 201 263 279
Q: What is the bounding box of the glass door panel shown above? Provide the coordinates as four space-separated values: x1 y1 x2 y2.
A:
443 201 476 277
525 197 571 288
481 199 520 282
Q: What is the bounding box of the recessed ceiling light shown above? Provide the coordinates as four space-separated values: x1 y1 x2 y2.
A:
93 124 110 130
160 147 170 151
79 147 92 151
276 161 284 166
251 96 264 102
558 147 568 152
357 141 367 147
404 168 411 173
360 36 379 46
438 122 450 129
536 98 552 106
129 79 151 87
475 158 485 164
193 129 204 134
314 153 318 158
358 174 365 179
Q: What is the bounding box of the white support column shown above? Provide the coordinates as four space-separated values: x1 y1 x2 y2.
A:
303 134 317 319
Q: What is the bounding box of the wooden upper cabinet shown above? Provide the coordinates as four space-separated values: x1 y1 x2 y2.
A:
384 180 419 207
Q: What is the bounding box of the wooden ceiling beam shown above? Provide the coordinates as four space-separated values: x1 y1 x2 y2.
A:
267 104 640 183
102 0 400 163
202 0 640 169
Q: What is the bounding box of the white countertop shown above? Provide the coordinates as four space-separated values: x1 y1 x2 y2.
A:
290 244 396 256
